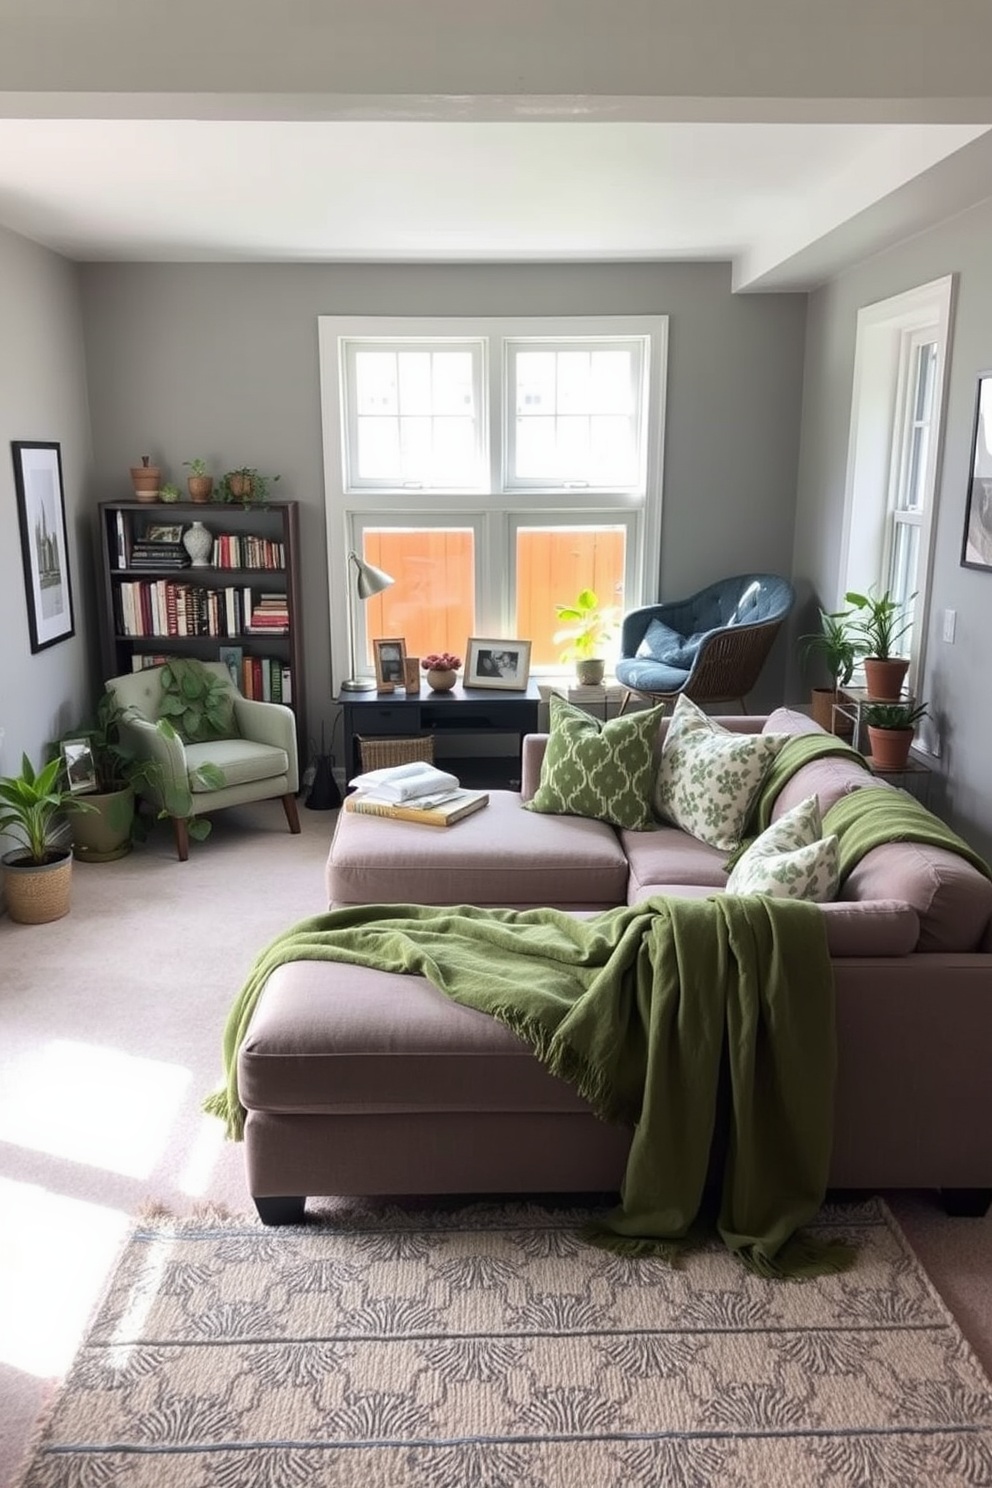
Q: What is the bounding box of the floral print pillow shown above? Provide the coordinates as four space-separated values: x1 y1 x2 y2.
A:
653 695 788 850
726 793 840 901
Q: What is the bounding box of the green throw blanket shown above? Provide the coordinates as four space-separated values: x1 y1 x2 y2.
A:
823 789 992 882
206 896 853 1279
749 733 870 836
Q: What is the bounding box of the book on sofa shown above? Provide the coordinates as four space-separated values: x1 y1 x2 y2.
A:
344 790 489 827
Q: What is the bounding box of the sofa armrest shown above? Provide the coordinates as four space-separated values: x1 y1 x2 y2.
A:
521 734 549 800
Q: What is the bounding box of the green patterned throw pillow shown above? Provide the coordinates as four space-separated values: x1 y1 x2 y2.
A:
525 695 666 830
654 694 787 850
726 794 840 901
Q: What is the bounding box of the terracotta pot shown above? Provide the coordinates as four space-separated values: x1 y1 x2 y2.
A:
226 473 253 501
867 725 914 771
863 657 910 702
187 475 214 503
130 465 161 503
810 688 853 736
426 668 457 692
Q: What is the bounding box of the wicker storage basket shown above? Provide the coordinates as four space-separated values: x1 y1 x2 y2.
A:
1 851 73 924
357 735 435 773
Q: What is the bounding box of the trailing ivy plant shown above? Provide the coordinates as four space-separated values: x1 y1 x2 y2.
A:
158 658 239 744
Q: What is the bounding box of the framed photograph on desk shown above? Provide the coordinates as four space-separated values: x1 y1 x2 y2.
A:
466 637 532 691
373 637 407 688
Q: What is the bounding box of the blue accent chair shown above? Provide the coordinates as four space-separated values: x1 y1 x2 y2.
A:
615 573 795 714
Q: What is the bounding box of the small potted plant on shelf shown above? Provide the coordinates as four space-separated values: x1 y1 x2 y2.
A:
845 587 916 700
799 607 864 734
129 454 161 503
862 699 929 771
554 588 622 686
0 752 94 922
183 458 214 504
218 466 280 506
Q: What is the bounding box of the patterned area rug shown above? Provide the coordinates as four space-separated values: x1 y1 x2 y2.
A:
16 1197 992 1487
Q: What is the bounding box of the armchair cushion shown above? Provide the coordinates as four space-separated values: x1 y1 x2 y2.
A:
185 739 290 792
636 618 705 670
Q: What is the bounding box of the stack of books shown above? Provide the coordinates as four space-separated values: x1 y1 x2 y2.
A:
246 593 290 633
128 538 190 570
345 762 489 827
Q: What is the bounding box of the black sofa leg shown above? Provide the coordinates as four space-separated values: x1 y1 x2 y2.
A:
255 1196 307 1225
940 1187 992 1218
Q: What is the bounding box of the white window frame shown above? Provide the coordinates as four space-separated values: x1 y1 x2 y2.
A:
838 275 954 699
319 315 668 689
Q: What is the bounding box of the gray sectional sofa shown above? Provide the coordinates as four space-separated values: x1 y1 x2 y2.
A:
237 708 992 1223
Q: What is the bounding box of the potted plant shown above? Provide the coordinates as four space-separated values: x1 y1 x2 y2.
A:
183 458 214 504
59 693 160 862
554 588 622 686
798 607 864 734
160 482 183 504
218 466 280 506
862 699 929 771
845 587 916 700
0 752 95 922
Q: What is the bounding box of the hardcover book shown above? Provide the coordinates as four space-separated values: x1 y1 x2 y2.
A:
344 789 489 827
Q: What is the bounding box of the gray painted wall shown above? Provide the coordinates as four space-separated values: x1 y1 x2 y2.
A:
792 196 992 855
78 260 807 736
0 226 94 806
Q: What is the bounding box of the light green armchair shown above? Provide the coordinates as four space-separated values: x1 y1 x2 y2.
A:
105 662 301 860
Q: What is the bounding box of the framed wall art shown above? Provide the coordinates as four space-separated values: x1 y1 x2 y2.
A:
12 440 76 652
373 637 407 688
961 372 992 572
466 637 532 690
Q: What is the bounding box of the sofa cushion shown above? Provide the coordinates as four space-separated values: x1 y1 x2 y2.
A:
769 754 880 822
525 694 665 830
840 841 992 952
185 738 289 790
654 694 787 850
327 788 629 910
726 795 839 902
623 825 731 902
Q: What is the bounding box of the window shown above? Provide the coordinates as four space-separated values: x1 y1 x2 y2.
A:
840 277 954 695
319 316 667 687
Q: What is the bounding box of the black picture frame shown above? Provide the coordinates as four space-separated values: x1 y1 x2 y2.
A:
12 440 75 652
961 373 992 572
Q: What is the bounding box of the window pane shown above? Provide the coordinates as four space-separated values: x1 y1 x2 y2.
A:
355 351 398 415
349 344 481 488
517 526 626 669
357 416 399 478
511 342 642 486
888 520 919 656
362 529 475 665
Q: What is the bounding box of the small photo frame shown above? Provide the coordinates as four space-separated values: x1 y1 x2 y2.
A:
143 522 184 545
218 644 244 690
466 637 532 690
60 738 98 795
403 655 422 692
373 637 407 688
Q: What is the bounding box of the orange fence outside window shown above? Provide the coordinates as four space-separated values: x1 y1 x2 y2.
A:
363 530 475 666
517 527 626 669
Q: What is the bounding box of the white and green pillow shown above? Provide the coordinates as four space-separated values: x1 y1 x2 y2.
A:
726 794 840 902
653 694 787 850
526 695 666 830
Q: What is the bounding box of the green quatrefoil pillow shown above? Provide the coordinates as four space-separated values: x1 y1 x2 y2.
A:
653 694 788 850
525 694 666 830
725 794 840 902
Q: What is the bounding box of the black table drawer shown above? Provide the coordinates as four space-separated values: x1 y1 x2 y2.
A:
353 705 422 734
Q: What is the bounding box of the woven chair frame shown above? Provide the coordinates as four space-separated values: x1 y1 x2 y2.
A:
621 617 785 714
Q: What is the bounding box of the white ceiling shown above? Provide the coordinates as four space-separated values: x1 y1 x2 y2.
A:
2 1 992 292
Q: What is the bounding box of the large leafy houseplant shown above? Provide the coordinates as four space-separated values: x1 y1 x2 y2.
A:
799 607 864 733
845 587 917 702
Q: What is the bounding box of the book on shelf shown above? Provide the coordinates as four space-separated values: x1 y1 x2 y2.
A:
344 789 489 827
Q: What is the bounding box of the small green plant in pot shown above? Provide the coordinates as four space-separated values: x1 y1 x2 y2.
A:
0 752 95 922
862 699 929 772
799 607 864 734
554 588 622 685
183 458 214 503
218 467 280 507
845 587 916 700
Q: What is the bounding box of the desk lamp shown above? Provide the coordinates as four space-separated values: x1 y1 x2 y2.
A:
341 550 395 691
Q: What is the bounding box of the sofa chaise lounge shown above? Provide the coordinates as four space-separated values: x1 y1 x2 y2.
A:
236 708 992 1223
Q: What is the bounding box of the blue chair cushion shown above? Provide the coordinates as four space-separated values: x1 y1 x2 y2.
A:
636 618 705 670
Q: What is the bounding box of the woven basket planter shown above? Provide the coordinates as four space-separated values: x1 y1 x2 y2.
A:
1 849 73 923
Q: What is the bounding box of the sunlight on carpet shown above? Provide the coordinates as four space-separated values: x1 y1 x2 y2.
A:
13 1195 992 1487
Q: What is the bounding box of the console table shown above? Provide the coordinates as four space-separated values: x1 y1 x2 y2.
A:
337 681 542 789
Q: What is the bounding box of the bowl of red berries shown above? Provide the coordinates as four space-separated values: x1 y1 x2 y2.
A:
422 652 461 691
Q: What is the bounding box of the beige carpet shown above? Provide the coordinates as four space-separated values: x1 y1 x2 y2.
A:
3 801 992 1486
13 1197 992 1487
